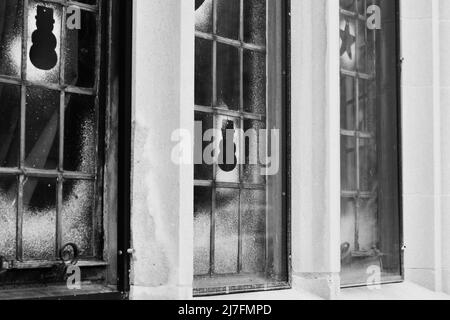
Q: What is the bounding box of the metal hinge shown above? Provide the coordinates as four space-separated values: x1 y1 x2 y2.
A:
118 249 135 256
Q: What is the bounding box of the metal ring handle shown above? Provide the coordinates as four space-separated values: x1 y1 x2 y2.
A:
59 243 79 265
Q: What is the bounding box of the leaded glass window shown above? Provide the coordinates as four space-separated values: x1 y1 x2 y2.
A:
0 0 120 293
194 0 288 295
340 0 402 286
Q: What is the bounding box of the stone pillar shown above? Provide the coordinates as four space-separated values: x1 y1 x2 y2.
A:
439 0 450 295
129 0 195 300
290 0 341 299
401 0 443 292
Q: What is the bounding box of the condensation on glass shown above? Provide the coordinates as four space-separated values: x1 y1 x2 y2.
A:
340 0 402 286
0 0 102 267
194 0 287 294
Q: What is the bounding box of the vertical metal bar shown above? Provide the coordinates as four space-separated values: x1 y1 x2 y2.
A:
92 0 103 259
364 0 368 76
238 115 244 274
94 0 103 94
17 0 29 262
263 0 269 276
56 173 63 258
237 0 244 274
17 84 25 261
21 0 29 82
20 0 28 167
372 0 381 249
367 0 381 250
237 189 242 273
212 0 217 108
210 186 216 276
56 91 65 257
362 0 368 133
239 0 244 112
56 1 68 258
17 175 24 262
210 0 218 276
353 0 360 252
339 3 344 255
60 2 67 85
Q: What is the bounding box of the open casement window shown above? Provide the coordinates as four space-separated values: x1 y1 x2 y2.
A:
194 0 289 295
0 0 125 298
340 0 402 287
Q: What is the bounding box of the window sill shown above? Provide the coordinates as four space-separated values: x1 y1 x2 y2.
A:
193 274 290 297
339 281 450 300
0 284 124 300
194 288 323 300
4 260 108 270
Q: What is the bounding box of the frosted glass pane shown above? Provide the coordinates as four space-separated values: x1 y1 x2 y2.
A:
195 112 213 181
0 176 17 260
340 75 355 131
341 198 356 258
23 178 56 261
64 94 96 173
217 43 240 111
214 188 239 274
242 120 266 185
0 84 21 168
65 9 97 88
358 79 377 133
241 189 266 273
195 0 212 33
217 0 240 40
359 138 377 192
194 187 211 276
25 87 59 170
0 0 23 77
243 50 266 115
195 38 212 107
341 136 356 191
244 0 266 46
357 198 378 252
62 180 94 257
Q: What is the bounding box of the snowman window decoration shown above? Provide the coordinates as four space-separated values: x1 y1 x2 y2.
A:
29 4 82 72
30 6 58 71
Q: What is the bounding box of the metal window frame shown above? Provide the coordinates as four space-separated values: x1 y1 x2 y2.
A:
339 0 404 288
116 0 133 296
340 0 376 254
193 0 291 297
0 0 133 300
0 0 103 267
